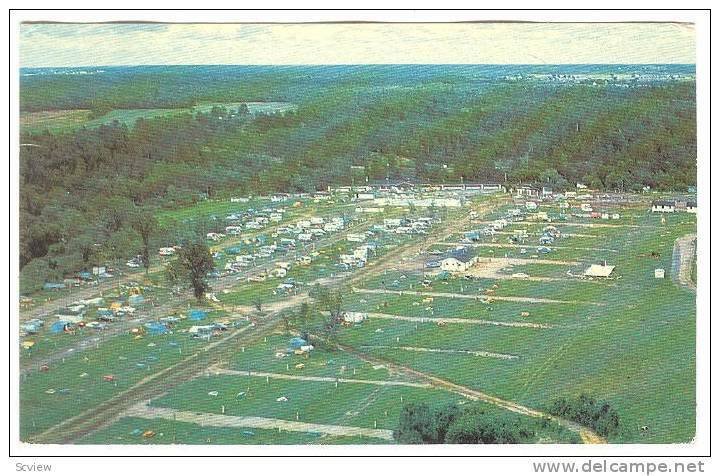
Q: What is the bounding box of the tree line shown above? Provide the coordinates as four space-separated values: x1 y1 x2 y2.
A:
20 77 696 292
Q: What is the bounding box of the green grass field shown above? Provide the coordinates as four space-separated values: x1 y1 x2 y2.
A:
335 204 696 443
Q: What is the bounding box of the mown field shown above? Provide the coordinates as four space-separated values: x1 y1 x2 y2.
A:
336 203 696 443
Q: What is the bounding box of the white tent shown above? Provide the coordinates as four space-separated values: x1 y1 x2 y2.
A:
584 264 615 277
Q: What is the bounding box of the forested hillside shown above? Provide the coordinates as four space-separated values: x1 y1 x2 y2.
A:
19 65 696 291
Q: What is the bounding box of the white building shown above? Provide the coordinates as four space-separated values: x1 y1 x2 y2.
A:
651 200 676 213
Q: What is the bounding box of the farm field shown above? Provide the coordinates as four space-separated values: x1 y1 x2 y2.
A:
20 101 296 135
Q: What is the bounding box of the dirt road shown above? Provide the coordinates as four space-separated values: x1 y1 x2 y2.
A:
364 311 553 329
671 234 697 292
210 367 433 388
359 345 519 360
124 402 395 440
353 287 602 306
437 242 619 253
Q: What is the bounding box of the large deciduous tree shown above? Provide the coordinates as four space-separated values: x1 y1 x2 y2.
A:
166 242 215 301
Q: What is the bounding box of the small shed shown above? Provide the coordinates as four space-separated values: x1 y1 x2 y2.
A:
654 268 666 279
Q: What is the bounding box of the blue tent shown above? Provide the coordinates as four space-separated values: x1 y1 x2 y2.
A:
288 337 307 350
144 322 170 336
78 271 93 280
464 231 480 241
50 321 70 333
43 282 66 290
128 294 145 306
226 246 242 255
189 309 208 321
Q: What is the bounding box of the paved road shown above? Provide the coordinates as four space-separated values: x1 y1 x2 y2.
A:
672 234 697 292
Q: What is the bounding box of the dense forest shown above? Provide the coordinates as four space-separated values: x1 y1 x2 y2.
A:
19 65 696 291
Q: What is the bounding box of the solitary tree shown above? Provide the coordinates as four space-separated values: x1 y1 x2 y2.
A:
310 285 345 346
166 242 214 301
297 302 312 339
131 210 158 275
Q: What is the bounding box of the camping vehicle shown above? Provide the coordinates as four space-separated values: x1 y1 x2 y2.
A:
539 235 554 245
580 203 593 212
207 232 225 241
159 247 176 256
298 233 313 242
347 233 365 242
126 256 142 268
492 219 508 231
22 319 44 334
537 246 552 254
188 325 214 338
508 208 523 217
525 201 538 211
276 283 295 294
342 312 367 324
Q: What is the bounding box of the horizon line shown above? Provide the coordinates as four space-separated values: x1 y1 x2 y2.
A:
21 63 698 68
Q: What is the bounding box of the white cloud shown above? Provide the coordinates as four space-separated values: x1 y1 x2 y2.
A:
19 22 696 67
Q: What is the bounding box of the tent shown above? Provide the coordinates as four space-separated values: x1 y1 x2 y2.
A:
50 321 70 333
128 294 145 306
584 264 615 278
144 322 170 336
189 309 208 321
288 337 308 350
43 282 66 290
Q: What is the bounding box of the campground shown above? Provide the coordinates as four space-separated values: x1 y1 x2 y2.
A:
19 191 696 445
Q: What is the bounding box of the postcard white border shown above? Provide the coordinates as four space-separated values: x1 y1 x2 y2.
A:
3 5 712 465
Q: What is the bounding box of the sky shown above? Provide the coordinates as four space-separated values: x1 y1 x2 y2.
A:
19 22 696 67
